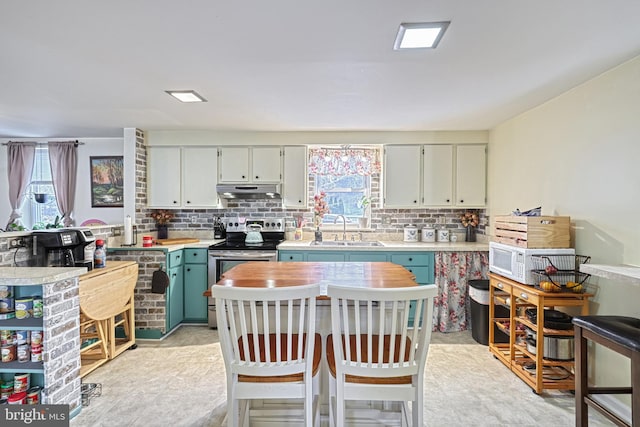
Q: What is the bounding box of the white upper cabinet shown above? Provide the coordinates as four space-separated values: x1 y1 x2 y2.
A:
148 147 182 207
219 147 250 182
252 147 282 182
423 145 454 206
182 147 219 207
383 143 486 208
219 146 281 183
282 146 307 208
455 144 486 207
148 146 219 208
384 145 422 207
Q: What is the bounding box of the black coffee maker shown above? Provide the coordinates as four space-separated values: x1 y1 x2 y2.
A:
32 229 94 269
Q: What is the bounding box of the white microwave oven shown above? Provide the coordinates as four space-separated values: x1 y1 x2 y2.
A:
489 241 575 285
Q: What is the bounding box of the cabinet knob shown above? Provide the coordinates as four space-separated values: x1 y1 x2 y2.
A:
408 269 413 273
460 199 464 203
255 176 259 179
186 200 191 204
298 200 302 203
187 268 191 272
413 200 417 204
289 256 293 260
173 200 178 204
172 273 176 278
446 199 450 203
242 175 246 179
408 257 413 261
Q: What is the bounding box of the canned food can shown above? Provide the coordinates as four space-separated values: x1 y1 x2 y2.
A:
15 330 30 345
30 330 43 346
17 344 30 363
142 235 153 247
0 330 14 345
0 298 14 313
15 297 33 319
30 344 43 362
0 381 13 399
7 391 26 405
0 312 15 320
1 344 16 362
0 398 7 404
13 373 29 393
26 386 41 405
32 296 43 318
0 285 13 299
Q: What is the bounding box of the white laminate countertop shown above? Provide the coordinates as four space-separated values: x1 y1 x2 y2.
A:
0 266 88 285
108 239 222 252
277 240 489 252
580 264 640 285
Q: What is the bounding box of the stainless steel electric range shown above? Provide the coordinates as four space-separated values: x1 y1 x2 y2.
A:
207 217 285 328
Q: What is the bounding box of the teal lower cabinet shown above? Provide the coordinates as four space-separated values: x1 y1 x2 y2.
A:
183 249 208 323
278 249 435 325
167 250 184 331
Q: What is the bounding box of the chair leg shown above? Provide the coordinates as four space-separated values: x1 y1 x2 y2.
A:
575 326 588 427
632 350 640 427
336 380 345 427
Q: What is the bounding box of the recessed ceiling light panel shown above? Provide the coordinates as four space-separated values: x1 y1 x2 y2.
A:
394 21 450 50
165 90 207 103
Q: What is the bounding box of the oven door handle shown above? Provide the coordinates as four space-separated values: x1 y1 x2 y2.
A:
208 252 276 259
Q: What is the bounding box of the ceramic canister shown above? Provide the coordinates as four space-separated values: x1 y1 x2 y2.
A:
437 228 450 242
403 225 419 242
421 227 436 242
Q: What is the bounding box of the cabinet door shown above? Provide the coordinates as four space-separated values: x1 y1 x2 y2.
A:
423 145 453 206
252 147 282 182
148 147 181 207
183 264 208 322
456 145 486 207
384 145 421 207
183 147 219 207
219 147 250 182
283 146 307 208
167 266 184 330
306 252 346 262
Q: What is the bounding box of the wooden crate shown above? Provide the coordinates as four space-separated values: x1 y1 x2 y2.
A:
493 215 570 248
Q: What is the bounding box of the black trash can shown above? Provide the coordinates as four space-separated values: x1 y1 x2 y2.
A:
469 279 509 345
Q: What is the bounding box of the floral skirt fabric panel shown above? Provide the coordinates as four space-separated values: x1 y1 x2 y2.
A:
433 251 489 333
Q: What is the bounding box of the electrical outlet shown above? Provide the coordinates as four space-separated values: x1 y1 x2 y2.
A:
9 237 25 248
191 216 198 224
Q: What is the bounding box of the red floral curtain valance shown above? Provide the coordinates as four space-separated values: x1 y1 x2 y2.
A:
308 146 381 176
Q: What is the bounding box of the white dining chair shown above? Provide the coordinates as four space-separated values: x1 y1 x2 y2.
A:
326 284 437 427
213 283 321 427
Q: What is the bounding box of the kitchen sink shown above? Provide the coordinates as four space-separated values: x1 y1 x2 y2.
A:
309 241 384 247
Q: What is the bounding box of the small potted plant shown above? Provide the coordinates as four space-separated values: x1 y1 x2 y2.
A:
460 211 479 242
357 195 371 228
313 192 330 241
150 210 174 239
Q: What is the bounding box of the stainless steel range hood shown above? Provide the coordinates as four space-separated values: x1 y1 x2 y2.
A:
216 183 281 199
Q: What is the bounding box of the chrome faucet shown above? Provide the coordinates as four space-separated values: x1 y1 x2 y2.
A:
334 214 347 241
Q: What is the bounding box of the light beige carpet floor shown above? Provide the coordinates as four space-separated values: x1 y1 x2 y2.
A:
70 325 610 427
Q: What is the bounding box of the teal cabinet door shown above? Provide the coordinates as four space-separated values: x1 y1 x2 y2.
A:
279 251 304 261
306 252 346 262
183 263 208 322
347 252 388 262
167 265 184 331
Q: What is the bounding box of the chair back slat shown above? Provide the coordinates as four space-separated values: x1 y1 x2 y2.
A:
328 284 437 379
214 283 320 377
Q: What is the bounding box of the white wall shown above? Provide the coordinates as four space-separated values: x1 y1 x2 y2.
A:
1 137 126 227
489 55 640 399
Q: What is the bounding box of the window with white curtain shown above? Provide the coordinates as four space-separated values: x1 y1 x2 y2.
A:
22 147 61 229
309 146 380 226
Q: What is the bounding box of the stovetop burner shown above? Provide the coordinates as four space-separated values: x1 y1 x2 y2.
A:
209 217 285 251
209 240 282 251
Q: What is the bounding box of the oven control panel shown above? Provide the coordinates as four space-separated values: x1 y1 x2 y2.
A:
225 218 285 233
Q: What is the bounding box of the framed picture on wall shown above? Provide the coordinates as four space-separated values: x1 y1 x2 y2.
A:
90 156 124 207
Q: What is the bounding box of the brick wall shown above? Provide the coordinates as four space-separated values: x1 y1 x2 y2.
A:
42 277 82 410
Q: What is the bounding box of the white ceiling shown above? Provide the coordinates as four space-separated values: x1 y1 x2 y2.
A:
2 1 640 138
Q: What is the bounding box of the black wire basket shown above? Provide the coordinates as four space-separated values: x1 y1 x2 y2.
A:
531 255 591 292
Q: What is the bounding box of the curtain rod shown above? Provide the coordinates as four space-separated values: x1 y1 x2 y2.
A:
1 140 84 146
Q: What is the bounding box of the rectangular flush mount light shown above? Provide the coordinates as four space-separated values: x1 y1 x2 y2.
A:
394 21 450 49
165 90 207 103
